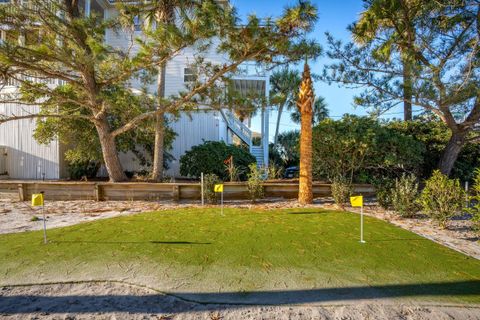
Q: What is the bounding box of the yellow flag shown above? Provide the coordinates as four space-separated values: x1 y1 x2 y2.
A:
350 195 363 207
31 193 44 207
214 184 224 193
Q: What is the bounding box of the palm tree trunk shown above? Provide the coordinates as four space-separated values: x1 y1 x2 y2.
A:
402 58 413 121
298 63 314 204
273 103 284 146
299 105 313 204
151 63 167 181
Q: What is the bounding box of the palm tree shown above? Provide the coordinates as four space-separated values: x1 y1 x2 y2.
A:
270 68 301 146
297 62 314 205
291 96 328 125
142 0 196 181
351 0 418 121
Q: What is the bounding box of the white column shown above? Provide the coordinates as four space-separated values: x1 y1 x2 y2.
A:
85 0 91 17
263 77 270 168
260 106 265 146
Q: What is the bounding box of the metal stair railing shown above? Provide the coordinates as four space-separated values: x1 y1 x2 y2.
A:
220 109 253 147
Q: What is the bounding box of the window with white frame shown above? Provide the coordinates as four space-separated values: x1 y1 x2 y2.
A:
183 67 197 83
133 15 142 31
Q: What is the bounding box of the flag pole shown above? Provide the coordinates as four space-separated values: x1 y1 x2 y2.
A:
41 192 47 244
221 189 224 216
360 204 365 244
201 172 204 206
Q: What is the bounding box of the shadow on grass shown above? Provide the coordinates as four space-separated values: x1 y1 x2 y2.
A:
368 238 428 242
287 211 330 215
1 281 479 314
50 240 211 245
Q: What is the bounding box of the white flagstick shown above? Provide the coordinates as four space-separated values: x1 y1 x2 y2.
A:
360 204 365 244
201 172 204 206
221 189 224 216
465 181 469 208
42 203 47 244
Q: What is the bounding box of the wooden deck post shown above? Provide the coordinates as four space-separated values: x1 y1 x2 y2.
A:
94 183 103 201
17 183 24 201
173 185 180 202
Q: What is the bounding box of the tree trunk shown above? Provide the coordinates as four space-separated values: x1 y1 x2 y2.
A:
273 103 284 146
95 118 127 182
151 63 167 181
299 106 313 204
298 63 314 205
152 111 165 181
402 59 413 121
438 129 468 176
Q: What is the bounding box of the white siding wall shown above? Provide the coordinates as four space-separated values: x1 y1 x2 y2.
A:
104 8 229 177
96 110 223 178
0 8 232 180
165 110 221 177
0 103 61 180
164 45 228 96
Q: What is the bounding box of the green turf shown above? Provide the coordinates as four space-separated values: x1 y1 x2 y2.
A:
1 207 479 304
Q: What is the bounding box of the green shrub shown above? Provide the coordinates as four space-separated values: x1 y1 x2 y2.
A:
373 178 394 209
180 141 256 181
67 160 100 180
312 116 424 183
466 168 480 234
419 170 464 228
225 162 242 182
203 173 221 204
387 120 480 181
331 177 352 210
246 164 264 202
268 163 284 180
391 174 419 217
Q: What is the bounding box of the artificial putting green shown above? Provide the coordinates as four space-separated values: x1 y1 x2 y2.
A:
1 207 479 304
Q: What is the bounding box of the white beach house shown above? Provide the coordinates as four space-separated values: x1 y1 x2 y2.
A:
0 0 270 180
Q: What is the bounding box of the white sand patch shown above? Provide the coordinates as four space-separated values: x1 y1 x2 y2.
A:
1 282 479 320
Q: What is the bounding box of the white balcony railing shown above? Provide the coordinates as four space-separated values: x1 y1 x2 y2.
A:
234 62 267 78
2 75 62 87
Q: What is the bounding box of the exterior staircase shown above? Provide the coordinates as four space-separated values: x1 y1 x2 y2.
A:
224 110 252 147
250 146 265 167
221 110 266 167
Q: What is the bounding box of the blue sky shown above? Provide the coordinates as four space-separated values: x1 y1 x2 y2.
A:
232 0 369 139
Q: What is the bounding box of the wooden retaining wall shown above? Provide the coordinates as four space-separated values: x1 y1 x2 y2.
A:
0 181 375 202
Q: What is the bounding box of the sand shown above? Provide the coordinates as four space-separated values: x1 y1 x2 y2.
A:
1 282 480 320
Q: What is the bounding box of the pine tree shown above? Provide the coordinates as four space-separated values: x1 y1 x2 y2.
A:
0 0 321 182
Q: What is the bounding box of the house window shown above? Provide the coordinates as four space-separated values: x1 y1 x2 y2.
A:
133 16 142 31
184 67 197 83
